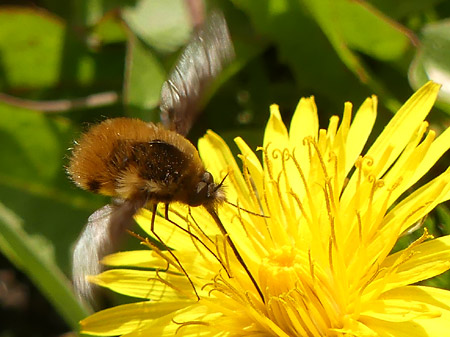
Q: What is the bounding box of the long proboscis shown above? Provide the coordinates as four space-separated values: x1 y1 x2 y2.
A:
206 207 265 303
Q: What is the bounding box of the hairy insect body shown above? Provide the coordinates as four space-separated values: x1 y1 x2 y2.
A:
68 11 241 302
68 118 225 209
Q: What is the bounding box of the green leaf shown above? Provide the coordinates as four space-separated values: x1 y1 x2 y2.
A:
232 0 370 107
0 103 105 273
0 7 65 89
0 102 107 331
122 0 191 53
302 0 411 64
0 6 125 92
123 34 166 118
409 19 450 105
0 201 89 332
367 0 446 20
92 12 128 45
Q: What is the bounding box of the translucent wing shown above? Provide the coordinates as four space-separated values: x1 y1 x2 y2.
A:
160 10 235 136
72 200 143 302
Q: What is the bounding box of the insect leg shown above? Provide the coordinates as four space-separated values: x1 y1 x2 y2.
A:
165 202 169 220
150 204 200 300
163 205 232 277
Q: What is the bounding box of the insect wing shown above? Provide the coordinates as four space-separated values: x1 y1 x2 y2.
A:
160 10 235 136
72 200 142 301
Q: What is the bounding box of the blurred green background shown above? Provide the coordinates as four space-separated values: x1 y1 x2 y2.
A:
0 0 449 336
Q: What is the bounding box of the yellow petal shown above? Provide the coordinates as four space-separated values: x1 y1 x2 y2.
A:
364 81 440 178
89 269 194 300
382 168 450 234
345 96 377 176
380 124 434 206
81 301 190 335
411 126 450 189
264 104 289 147
362 286 450 336
381 286 450 311
198 130 248 202
263 104 289 176
234 136 265 208
135 208 197 250
289 97 319 169
375 235 450 291
362 298 441 322
123 304 222 337
102 250 164 268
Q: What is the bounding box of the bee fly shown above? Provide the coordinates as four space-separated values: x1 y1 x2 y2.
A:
68 11 264 303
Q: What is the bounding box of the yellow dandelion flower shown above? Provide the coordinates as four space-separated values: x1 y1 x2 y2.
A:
80 81 450 336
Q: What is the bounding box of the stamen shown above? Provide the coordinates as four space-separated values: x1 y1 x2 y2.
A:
356 212 362 242
274 170 290 220
271 147 283 161
262 143 274 180
230 208 248 237
354 157 363 212
359 264 381 296
361 155 374 171
408 227 433 248
308 250 315 287
307 137 330 180
291 148 315 223
188 209 215 246
240 155 266 215
304 137 313 166
328 238 334 273
214 236 232 277
261 172 272 221
174 320 210 335
185 221 209 260
322 182 337 247
272 147 292 193
162 209 232 279
288 190 312 227
365 229 433 300
367 181 396 239
213 273 248 303
364 175 379 235
128 230 181 271
147 269 187 296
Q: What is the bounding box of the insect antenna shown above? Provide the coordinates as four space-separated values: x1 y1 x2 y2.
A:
149 204 200 300
205 207 265 303
214 173 228 191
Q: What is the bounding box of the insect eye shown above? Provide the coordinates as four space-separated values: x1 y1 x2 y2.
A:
202 171 214 184
188 181 209 207
196 181 208 195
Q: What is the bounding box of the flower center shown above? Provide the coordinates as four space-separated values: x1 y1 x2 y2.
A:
260 246 303 298
268 246 299 267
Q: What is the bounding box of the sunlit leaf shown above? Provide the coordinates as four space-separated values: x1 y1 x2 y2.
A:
91 11 128 45
123 34 166 118
0 201 89 332
0 7 65 89
0 103 105 275
122 0 191 53
409 19 450 105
